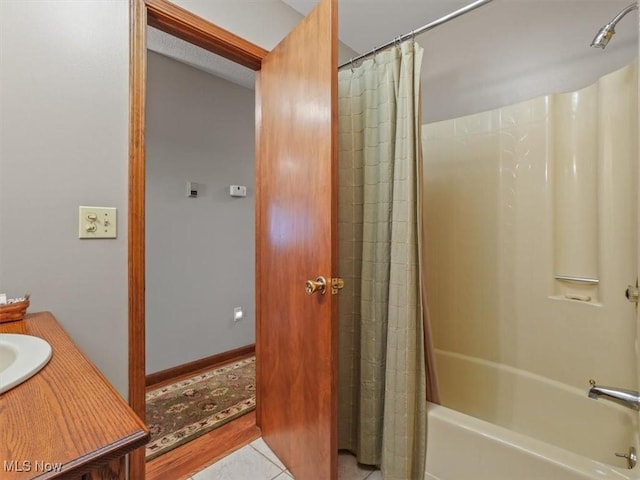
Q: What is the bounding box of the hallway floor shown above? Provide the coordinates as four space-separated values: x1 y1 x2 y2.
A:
190 438 381 480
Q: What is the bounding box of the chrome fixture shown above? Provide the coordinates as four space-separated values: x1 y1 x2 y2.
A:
340 0 494 69
626 283 639 304
588 380 640 411
616 446 637 469
591 2 638 49
554 274 599 285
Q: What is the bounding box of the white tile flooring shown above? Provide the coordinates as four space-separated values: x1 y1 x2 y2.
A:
190 438 381 480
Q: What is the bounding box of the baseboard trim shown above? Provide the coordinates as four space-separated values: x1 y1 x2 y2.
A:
146 344 255 388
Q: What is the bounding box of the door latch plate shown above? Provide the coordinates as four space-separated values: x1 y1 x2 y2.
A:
331 278 344 295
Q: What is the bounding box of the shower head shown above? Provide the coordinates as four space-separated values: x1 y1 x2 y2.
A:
590 24 615 49
590 2 638 49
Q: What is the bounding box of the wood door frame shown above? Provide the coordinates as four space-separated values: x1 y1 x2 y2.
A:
128 0 267 477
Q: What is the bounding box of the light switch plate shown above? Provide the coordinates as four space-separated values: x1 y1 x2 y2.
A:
78 206 117 239
230 185 247 197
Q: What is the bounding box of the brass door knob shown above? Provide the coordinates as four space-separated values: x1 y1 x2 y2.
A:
305 276 327 295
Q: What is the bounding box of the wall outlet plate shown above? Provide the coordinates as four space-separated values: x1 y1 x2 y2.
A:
79 206 117 239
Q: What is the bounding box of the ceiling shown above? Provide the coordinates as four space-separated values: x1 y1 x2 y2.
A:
283 0 636 58
147 26 256 90
149 0 638 121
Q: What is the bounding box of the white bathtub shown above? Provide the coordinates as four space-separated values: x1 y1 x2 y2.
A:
425 350 639 479
426 403 637 480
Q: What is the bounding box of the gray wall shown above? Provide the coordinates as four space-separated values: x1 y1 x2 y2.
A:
0 1 130 395
145 52 255 374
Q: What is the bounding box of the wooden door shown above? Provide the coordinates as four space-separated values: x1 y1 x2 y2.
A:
256 0 338 478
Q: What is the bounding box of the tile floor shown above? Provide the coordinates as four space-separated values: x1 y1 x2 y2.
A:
190 438 381 480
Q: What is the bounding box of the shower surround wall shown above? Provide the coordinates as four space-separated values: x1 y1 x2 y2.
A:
422 63 638 463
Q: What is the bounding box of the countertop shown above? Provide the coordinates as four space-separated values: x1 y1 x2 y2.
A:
0 312 149 479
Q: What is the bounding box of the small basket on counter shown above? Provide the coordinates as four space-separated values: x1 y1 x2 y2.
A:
0 294 30 323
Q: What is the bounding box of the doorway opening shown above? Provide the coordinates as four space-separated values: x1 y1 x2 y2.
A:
128 1 267 478
143 38 257 472
131 1 340 478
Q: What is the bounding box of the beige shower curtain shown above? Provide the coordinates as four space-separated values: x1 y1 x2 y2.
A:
337 41 438 480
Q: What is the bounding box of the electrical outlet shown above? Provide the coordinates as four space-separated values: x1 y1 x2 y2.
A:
79 206 117 239
186 181 199 198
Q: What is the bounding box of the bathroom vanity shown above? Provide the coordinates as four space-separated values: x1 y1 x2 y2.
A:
1 312 149 479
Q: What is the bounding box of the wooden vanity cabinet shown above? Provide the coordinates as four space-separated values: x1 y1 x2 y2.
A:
1 312 149 480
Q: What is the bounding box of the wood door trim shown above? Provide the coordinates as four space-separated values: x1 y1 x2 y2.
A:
145 0 267 70
129 1 147 478
128 1 266 478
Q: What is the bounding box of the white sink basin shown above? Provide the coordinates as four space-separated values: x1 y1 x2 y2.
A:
0 334 52 394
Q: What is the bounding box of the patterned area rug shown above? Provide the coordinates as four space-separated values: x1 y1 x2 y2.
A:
145 356 256 461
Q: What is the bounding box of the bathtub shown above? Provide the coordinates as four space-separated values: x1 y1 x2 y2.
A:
425 350 639 479
426 403 637 480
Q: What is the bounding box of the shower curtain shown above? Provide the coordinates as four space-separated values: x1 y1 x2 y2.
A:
337 40 439 480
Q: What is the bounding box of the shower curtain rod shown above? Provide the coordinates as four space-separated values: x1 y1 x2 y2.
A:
338 0 495 69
